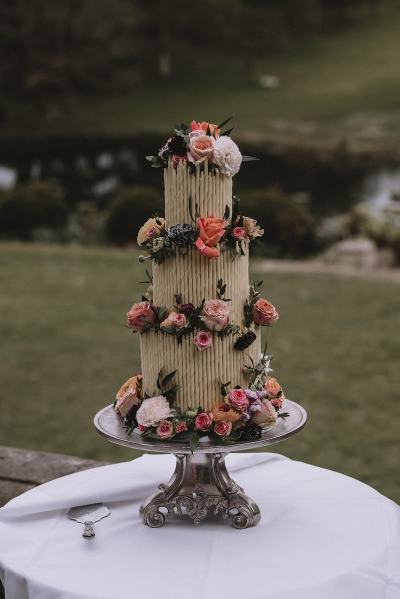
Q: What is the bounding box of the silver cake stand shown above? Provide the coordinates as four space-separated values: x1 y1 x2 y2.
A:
94 400 307 529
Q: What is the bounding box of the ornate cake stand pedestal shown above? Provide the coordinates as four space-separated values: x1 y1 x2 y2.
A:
94 400 307 529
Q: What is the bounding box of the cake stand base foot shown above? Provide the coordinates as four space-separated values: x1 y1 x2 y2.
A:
140 452 261 529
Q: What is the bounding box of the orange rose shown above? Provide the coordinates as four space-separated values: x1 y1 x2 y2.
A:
115 374 142 417
197 216 225 247
160 311 178 332
265 377 285 409
253 298 279 326
211 402 241 423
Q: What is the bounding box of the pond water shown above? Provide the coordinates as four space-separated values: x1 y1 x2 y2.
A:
1 136 399 219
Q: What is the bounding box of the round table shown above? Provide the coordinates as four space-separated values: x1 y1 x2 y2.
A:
0 453 399 599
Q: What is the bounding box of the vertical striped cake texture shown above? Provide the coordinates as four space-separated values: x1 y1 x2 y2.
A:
140 161 261 412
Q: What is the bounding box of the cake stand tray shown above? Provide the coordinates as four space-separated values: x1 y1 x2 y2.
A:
94 400 307 529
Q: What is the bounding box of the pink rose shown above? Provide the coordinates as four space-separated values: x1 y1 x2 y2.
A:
188 135 214 163
228 388 249 412
201 299 230 332
194 237 220 258
175 421 188 434
138 424 147 433
232 226 247 240
156 420 174 439
160 311 178 331
127 301 156 332
173 313 187 328
195 412 213 432
253 298 279 326
214 420 232 437
194 331 213 351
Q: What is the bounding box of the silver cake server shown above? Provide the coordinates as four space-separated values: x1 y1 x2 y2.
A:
67 503 110 538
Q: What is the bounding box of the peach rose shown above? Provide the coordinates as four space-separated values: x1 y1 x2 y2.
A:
251 399 277 428
265 377 285 409
188 135 214 163
127 301 156 332
243 216 264 240
253 298 279 326
214 420 232 437
137 217 165 246
160 311 178 332
191 120 220 138
211 402 241 423
115 374 142 417
201 299 230 332
197 216 225 247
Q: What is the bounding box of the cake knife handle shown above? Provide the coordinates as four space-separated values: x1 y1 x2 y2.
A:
82 521 95 538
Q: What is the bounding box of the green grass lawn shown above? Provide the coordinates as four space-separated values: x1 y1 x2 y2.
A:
6 1 400 138
0 243 399 502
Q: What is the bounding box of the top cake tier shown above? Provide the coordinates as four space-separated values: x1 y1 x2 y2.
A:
164 160 232 226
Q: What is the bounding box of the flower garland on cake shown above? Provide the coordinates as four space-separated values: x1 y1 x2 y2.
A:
146 118 257 176
125 279 279 352
126 280 240 346
137 196 263 264
114 346 288 447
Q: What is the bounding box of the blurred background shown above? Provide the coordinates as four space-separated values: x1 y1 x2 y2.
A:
0 0 399 501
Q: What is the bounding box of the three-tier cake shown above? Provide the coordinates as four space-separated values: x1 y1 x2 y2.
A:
114 119 287 445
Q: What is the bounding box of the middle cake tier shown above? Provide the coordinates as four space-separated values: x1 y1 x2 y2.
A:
140 248 261 411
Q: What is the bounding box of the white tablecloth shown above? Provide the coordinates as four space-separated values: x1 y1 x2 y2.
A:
0 453 399 599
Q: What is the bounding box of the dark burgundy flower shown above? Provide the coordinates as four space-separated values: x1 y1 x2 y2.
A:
168 136 187 157
179 303 195 317
234 330 256 351
240 422 262 441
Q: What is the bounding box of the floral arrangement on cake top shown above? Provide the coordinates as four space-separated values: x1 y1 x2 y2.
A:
114 346 288 447
137 196 264 264
146 118 257 175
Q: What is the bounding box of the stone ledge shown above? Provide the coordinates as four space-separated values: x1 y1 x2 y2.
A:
0 445 109 599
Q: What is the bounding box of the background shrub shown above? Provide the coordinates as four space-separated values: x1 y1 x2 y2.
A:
242 188 318 257
106 186 162 245
0 182 68 240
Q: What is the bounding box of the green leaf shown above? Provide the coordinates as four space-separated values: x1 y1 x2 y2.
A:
162 370 177 388
241 155 259 162
223 204 231 220
218 116 233 129
189 432 200 453
221 127 234 137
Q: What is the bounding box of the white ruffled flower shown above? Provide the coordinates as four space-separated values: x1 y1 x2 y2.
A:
136 395 173 427
212 136 242 176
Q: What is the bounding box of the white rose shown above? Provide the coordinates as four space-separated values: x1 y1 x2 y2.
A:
136 395 173 427
212 136 242 176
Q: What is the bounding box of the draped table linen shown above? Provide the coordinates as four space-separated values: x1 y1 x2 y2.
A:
0 453 399 599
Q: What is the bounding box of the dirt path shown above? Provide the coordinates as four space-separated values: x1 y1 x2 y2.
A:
255 258 400 283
